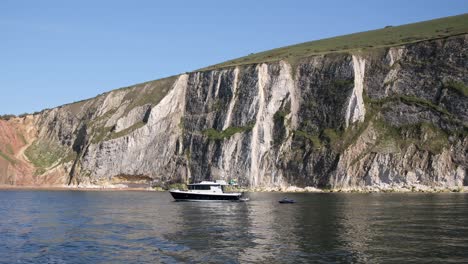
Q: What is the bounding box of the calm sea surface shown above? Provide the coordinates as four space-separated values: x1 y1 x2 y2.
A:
1 191 468 263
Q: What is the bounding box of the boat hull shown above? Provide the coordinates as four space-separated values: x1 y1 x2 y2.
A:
170 190 242 201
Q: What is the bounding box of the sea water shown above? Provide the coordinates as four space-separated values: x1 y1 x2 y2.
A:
1 191 468 263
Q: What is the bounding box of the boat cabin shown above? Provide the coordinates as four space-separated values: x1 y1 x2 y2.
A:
187 181 228 193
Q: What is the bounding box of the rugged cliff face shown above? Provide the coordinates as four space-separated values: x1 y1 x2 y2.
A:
1 35 467 190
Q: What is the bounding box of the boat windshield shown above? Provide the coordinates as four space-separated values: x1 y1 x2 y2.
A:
188 185 211 190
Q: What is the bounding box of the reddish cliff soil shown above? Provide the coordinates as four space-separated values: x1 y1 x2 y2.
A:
0 117 36 185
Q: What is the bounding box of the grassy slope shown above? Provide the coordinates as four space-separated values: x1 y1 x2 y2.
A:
202 13 468 70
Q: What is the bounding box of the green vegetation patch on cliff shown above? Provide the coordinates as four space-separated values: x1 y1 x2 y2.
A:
0 150 16 164
293 130 323 150
109 121 146 140
293 126 359 153
89 108 118 127
167 183 188 191
366 94 454 119
121 75 178 115
341 94 454 156
444 80 468 97
5 144 14 155
399 96 452 117
347 120 450 166
62 100 89 116
90 125 112 144
88 109 118 144
372 119 449 154
25 140 68 174
273 109 290 122
322 128 341 147
62 151 78 164
321 94 454 154
203 123 255 141
202 14 468 70
90 120 148 144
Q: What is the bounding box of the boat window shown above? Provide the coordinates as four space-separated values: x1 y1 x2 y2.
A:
188 185 211 190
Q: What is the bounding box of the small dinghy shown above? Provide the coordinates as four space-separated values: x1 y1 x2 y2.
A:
278 197 295 204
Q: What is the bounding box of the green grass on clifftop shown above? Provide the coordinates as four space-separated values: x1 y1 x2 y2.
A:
202 14 468 70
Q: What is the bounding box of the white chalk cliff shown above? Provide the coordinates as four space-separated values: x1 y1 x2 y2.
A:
0 35 467 191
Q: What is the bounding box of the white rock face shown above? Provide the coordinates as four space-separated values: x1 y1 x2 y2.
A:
345 55 366 127
97 90 127 116
80 74 188 182
104 103 129 128
223 67 239 130
250 62 294 187
387 47 405 67
114 104 152 133
22 36 467 190
331 125 467 190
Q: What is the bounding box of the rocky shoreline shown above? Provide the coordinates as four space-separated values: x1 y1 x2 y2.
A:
248 185 468 193
0 184 152 192
1 184 466 193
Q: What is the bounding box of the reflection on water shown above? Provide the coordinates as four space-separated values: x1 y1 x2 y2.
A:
1 191 468 263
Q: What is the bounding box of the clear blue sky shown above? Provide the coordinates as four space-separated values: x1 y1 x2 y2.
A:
1 0 466 115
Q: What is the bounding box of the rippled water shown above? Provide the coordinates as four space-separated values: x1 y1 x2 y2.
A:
1 191 468 263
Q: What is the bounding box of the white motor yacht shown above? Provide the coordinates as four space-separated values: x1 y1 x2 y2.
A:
169 180 243 201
